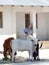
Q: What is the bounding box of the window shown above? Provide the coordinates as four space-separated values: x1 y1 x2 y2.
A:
0 12 3 28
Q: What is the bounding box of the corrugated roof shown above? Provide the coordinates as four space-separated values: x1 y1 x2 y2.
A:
0 0 49 6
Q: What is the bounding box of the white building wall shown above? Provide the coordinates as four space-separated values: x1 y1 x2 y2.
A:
37 13 47 40
0 6 16 53
3 6 12 34
16 12 25 39
37 13 49 40
0 6 12 35
45 13 49 40
0 6 49 48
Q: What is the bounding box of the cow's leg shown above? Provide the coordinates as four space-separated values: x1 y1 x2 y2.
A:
33 51 37 60
10 52 12 61
9 49 12 61
29 50 33 61
36 55 40 61
3 49 7 58
27 51 30 61
12 51 15 62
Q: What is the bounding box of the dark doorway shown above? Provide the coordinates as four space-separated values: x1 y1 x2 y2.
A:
25 14 30 28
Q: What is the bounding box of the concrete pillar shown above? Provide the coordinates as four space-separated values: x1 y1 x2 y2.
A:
11 6 16 39
32 12 36 38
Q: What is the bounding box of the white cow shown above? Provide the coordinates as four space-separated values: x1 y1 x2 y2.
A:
10 35 38 62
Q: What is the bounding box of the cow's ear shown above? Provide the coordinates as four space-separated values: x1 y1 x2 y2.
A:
38 40 40 41
31 40 34 42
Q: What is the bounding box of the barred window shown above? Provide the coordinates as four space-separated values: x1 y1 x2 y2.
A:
0 12 3 28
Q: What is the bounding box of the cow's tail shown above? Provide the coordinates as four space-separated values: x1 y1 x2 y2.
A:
10 40 12 49
39 43 43 48
38 40 43 49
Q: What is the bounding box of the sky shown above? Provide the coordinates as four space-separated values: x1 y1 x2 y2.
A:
0 0 49 6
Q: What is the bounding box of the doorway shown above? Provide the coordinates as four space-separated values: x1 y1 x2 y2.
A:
25 14 30 28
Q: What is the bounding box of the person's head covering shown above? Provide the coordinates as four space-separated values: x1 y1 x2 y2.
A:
28 25 32 29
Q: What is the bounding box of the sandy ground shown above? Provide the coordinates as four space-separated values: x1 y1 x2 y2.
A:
0 59 49 65
0 61 49 65
0 49 49 65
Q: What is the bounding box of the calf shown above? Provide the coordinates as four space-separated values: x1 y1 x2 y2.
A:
3 37 14 59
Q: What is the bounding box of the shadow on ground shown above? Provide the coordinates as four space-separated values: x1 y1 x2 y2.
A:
0 59 49 64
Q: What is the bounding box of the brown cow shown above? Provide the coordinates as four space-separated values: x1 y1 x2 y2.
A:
3 37 14 59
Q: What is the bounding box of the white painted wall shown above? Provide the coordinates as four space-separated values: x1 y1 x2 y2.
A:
0 6 49 44
16 12 49 40
37 13 49 40
0 6 16 53
45 13 49 40
16 12 25 39
13 6 49 41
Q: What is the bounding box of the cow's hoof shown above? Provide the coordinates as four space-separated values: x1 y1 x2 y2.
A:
27 59 30 61
30 59 33 62
11 60 15 63
37 58 40 61
34 59 36 61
